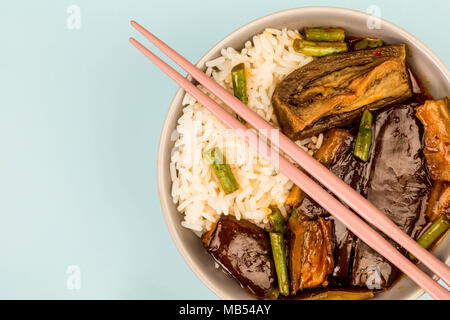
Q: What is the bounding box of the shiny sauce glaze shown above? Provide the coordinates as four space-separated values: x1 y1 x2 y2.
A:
202 215 278 298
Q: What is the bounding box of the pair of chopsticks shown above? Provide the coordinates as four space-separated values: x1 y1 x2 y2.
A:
129 21 450 299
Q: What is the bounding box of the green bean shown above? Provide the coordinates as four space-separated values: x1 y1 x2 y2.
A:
269 232 289 296
235 114 245 124
293 39 348 57
205 147 239 194
367 39 384 48
354 109 373 162
302 290 374 300
269 207 286 234
268 207 289 296
410 214 450 260
231 63 248 104
353 38 384 51
304 27 346 42
231 63 248 123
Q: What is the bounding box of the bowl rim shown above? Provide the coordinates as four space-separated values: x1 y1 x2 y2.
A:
157 6 449 300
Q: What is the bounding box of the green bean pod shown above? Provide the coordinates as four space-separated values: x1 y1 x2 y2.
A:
231 63 248 123
304 27 346 42
269 207 286 234
353 38 384 51
231 63 248 104
268 207 289 296
354 109 373 162
269 232 289 296
205 147 239 194
410 214 450 260
293 39 348 57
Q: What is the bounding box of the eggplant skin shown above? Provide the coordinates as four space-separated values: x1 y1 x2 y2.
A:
365 104 431 236
416 97 450 182
351 104 431 288
272 44 412 139
287 216 334 295
202 215 278 299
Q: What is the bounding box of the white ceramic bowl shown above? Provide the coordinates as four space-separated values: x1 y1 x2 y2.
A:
157 7 450 299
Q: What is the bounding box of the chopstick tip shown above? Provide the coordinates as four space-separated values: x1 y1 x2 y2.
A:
130 20 139 29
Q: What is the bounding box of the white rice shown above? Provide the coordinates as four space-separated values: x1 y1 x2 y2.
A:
170 28 322 234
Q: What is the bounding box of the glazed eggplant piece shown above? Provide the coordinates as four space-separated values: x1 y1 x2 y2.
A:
351 104 432 288
294 129 362 284
332 228 356 285
425 181 450 222
287 215 334 294
296 129 363 219
351 240 401 289
364 104 431 235
202 215 278 299
286 129 353 209
416 97 450 181
316 132 365 285
272 44 412 139
313 129 355 168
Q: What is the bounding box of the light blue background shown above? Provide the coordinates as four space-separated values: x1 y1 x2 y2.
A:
1 0 448 299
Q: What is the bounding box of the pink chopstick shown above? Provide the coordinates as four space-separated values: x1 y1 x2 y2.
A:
130 23 450 299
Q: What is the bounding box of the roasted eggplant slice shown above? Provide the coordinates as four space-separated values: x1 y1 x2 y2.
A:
296 128 365 219
425 181 450 222
351 238 401 289
365 104 431 235
287 128 353 211
332 228 356 285
287 216 334 294
313 129 354 167
202 215 278 299
272 44 412 139
294 129 362 284
351 104 431 288
416 97 450 181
